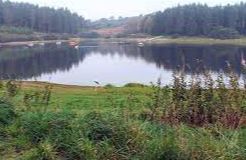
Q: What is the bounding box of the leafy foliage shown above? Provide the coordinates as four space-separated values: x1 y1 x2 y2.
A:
208 26 240 39
0 99 15 125
0 26 33 34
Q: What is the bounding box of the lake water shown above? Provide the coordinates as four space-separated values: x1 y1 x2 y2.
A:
0 41 245 86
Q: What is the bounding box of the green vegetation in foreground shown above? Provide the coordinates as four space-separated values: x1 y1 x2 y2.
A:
0 71 246 159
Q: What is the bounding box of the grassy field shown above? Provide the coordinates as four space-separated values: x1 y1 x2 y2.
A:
17 81 152 114
0 73 246 159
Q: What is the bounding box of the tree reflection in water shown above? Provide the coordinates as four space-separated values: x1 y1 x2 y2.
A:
0 42 245 82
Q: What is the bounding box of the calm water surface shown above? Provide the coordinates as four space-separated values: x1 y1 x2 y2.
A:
0 41 245 86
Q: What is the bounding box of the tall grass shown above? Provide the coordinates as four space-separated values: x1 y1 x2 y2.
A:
145 70 246 129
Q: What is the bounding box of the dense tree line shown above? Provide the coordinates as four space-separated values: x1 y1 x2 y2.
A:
0 0 85 33
134 3 246 37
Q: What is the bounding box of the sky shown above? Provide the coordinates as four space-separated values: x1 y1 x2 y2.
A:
9 0 244 20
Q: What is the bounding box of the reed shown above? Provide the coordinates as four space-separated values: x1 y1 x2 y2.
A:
147 70 246 129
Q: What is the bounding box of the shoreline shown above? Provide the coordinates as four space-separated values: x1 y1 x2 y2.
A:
20 81 98 90
108 36 246 46
144 37 246 46
1 36 246 47
0 39 75 47
16 81 146 89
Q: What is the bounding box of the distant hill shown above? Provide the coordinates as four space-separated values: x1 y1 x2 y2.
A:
88 17 129 29
92 27 125 38
87 16 144 37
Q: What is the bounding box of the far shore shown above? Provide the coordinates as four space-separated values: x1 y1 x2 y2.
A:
105 36 246 46
1 36 246 47
141 36 246 46
0 39 75 47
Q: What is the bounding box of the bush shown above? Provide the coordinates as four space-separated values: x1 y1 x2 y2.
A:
0 26 33 35
78 31 100 38
124 83 147 88
0 99 15 126
208 26 240 39
114 33 128 38
171 34 180 39
147 71 246 128
77 111 147 159
20 111 74 144
0 33 37 43
140 123 181 160
176 125 246 159
82 112 114 142
19 111 86 159
104 84 115 88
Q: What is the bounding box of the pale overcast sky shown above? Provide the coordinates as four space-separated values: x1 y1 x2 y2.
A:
9 0 244 20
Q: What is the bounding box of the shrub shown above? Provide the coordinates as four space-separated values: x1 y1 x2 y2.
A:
176 125 246 160
23 84 52 112
5 80 20 98
104 84 115 88
19 111 91 159
147 71 246 128
22 141 58 160
140 122 182 160
208 26 240 39
0 26 33 35
0 99 15 126
124 83 147 88
171 34 180 39
82 112 113 142
0 33 36 42
77 111 147 159
78 31 100 38
20 111 74 144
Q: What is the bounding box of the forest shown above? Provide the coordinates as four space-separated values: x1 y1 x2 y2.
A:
0 0 85 33
1 1 246 38
126 3 246 38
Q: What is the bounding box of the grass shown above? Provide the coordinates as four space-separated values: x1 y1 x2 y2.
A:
90 36 246 46
17 81 151 113
144 36 246 46
0 70 245 159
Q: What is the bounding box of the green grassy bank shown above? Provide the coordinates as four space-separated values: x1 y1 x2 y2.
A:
0 73 246 159
145 36 246 46
89 36 246 46
2 36 246 47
